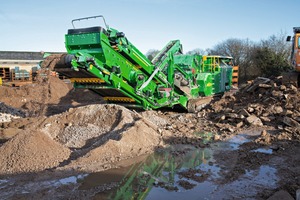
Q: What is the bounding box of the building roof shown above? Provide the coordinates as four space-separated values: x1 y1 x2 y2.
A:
0 51 64 60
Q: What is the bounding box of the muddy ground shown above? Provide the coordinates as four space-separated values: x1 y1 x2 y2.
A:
0 75 299 199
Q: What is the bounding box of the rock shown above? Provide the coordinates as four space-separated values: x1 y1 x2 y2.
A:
284 103 294 109
258 130 272 144
245 115 263 126
238 114 245 119
259 83 272 88
215 123 224 128
261 130 268 137
283 116 300 127
244 77 270 93
284 110 293 116
290 84 298 93
273 106 283 114
214 134 221 140
247 107 255 113
267 190 294 200
220 115 226 120
225 113 239 119
236 121 244 128
283 127 294 133
272 90 283 97
239 109 250 117
185 113 195 119
223 108 233 113
260 116 271 122
279 85 287 91
227 127 235 133
186 123 195 129
262 112 270 117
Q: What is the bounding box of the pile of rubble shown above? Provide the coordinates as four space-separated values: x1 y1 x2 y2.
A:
142 77 299 146
204 76 300 140
0 102 25 123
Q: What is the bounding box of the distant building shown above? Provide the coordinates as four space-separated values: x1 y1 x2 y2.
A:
0 51 64 71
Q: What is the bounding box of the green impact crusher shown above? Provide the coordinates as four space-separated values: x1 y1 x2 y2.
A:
44 15 234 112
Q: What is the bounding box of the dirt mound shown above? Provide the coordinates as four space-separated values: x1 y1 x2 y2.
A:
0 104 161 175
0 76 104 117
140 110 169 128
0 76 69 116
0 131 71 175
41 54 66 71
40 104 160 172
66 118 160 171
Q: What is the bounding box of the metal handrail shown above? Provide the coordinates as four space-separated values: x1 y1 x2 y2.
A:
71 15 109 29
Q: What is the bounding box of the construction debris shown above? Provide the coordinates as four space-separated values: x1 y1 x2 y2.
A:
198 76 300 140
0 75 299 199
0 102 25 123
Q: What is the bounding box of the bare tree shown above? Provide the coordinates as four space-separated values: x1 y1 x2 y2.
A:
251 32 292 77
208 38 255 82
208 33 292 82
145 49 159 61
185 48 207 55
261 31 291 56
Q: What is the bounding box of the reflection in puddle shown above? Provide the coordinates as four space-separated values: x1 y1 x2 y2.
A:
88 133 277 200
0 132 279 200
193 132 213 144
85 145 221 200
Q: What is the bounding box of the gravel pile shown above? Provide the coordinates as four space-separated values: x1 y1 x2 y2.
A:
0 104 161 174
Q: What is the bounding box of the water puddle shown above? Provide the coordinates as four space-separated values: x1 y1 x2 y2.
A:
0 174 88 199
252 147 273 154
211 165 278 199
55 174 87 185
0 179 9 189
81 132 276 200
82 144 221 200
227 134 251 150
0 132 278 199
